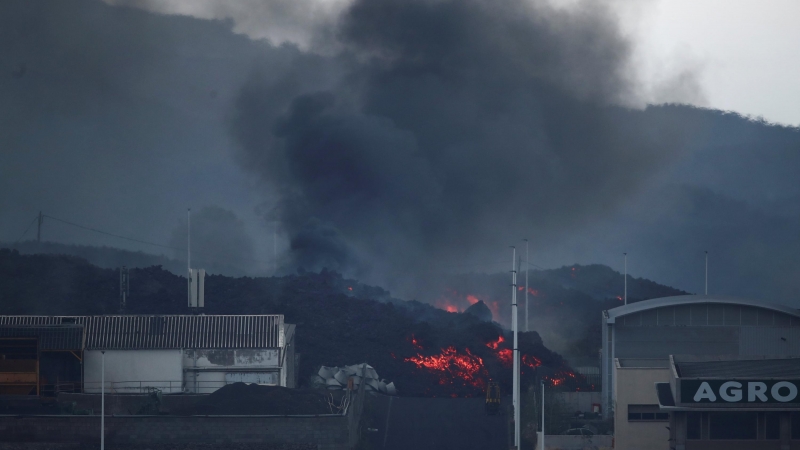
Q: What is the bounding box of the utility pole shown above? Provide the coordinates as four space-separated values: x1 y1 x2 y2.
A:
524 239 529 333
188 209 192 309
119 266 129 313
705 251 708 295
101 350 105 450
541 380 545 450
274 222 277 275
37 211 43 243
511 247 520 449
623 253 627 305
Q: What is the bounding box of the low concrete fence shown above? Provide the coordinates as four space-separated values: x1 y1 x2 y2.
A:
0 415 349 450
537 433 613 450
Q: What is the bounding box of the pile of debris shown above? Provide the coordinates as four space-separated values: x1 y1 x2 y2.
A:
311 363 397 395
185 383 331 415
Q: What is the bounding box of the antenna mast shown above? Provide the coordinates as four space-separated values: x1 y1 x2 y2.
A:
511 246 520 449
188 209 192 309
623 253 627 305
524 239 529 332
705 251 708 295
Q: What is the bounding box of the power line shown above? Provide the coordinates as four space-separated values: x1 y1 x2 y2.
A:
41 214 274 266
14 215 39 245
44 215 181 252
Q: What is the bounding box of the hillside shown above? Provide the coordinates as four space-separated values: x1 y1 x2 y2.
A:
0 242 685 382
0 248 584 397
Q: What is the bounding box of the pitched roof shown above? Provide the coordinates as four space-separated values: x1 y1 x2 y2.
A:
606 294 800 324
676 357 800 378
0 315 284 350
0 325 84 350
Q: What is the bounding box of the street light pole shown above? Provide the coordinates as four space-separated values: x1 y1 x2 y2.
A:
541 380 545 450
511 247 520 449
101 350 105 450
623 253 627 305
524 239 529 333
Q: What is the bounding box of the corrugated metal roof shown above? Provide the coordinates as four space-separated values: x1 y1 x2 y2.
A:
677 358 800 378
606 295 800 324
0 325 84 350
617 358 670 368
0 315 284 350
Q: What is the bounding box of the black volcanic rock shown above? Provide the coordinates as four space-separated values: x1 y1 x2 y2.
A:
464 300 492 322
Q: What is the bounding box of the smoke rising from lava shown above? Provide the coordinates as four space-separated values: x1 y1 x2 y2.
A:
230 0 691 288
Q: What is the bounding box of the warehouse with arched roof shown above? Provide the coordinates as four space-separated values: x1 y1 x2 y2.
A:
602 295 800 449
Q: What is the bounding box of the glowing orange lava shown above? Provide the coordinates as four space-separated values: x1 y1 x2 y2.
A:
497 349 513 366
404 346 487 388
410 335 423 350
522 354 542 368
486 335 504 350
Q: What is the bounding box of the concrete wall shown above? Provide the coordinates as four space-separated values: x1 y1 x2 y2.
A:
613 364 671 450
84 350 183 394
557 392 603 414
0 415 349 450
537 433 613 450
184 349 280 368
182 349 283 393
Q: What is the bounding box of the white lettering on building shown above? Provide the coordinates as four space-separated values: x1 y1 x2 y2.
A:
719 381 742 402
771 382 798 403
693 382 717 402
692 381 800 402
748 382 768 402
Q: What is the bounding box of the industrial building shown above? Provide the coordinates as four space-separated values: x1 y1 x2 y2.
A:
602 295 800 450
0 315 296 396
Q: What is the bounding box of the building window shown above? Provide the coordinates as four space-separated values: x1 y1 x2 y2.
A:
709 412 757 440
792 412 800 440
686 412 702 439
765 412 781 440
628 405 668 421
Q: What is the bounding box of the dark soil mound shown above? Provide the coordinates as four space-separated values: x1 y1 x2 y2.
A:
464 300 492 322
191 383 332 415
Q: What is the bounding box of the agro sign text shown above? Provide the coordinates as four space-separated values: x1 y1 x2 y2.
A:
681 380 800 404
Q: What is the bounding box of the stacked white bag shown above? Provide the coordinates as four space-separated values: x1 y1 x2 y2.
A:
312 363 397 395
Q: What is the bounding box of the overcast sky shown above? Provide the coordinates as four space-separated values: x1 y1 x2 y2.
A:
2 0 799 307
106 0 800 126
612 0 800 126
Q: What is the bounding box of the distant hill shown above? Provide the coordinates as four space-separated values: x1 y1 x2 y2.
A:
1 242 688 366
4 240 255 277
0 248 583 397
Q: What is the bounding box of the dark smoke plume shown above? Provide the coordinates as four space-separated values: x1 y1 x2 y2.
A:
231 0 689 285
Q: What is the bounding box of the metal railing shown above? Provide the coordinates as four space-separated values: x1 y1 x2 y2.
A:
82 380 279 394
40 382 81 397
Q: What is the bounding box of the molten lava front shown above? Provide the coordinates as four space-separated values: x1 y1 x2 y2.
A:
404 346 488 388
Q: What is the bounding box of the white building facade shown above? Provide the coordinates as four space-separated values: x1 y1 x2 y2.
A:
0 315 296 394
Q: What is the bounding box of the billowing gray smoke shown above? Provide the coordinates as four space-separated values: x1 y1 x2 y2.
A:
230 0 689 283
4 0 798 304
233 0 688 282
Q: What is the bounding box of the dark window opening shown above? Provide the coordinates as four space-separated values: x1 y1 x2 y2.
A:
628 405 667 422
792 412 800 440
687 412 702 440
709 412 757 440
765 412 780 440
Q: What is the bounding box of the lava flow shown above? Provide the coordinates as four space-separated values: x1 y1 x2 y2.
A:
435 291 500 320
485 335 541 369
404 346 488 388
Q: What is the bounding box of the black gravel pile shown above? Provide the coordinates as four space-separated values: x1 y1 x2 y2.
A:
188 383 332 416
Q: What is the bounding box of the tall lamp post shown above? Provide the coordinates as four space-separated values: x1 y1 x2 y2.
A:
510 247 520 449
101 350 105 450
